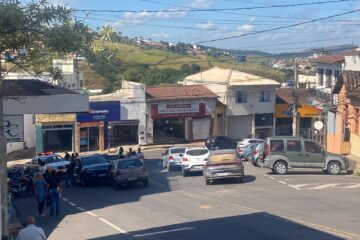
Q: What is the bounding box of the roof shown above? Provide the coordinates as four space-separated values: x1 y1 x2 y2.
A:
4 79 78 97
276 88 312 105
334 71 360 97
145 85 218 101
184 67 280 86
312 51 359 64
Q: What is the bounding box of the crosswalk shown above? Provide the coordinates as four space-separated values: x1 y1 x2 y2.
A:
288 183 360 190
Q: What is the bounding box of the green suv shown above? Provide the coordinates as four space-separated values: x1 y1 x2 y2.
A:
263 137 349 175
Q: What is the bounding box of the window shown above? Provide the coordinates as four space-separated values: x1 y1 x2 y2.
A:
79 80 83 88
255 113 274 127
170 148 186 154
270 140 284 152
236 91 247 103
304 141 322 154
317 69 324 86
287 140 302 151
259 90 271 102
356 108 359 134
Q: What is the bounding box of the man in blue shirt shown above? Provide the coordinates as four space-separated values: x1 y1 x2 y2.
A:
16 216 46 240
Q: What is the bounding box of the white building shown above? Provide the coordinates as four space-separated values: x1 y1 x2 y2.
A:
183 66 280 140
53 58 84 93
90 80 147 145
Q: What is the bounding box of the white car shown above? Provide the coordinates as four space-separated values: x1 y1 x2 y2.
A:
31 153 70 173
181 147 210 177
238 138 264 148
162 147 187 171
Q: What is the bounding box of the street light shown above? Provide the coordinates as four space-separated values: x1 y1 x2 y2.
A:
107 125 112 153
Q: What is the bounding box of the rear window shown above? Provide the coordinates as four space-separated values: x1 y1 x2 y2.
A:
270 140 284 152
186 149 208 156
208 153 239 164
170 148 186 154
117 159 143 169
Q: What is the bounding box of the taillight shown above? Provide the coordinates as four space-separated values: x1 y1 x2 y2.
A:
182 158 188 162
168 156 174 160
115 170 122 176
265 143 270 156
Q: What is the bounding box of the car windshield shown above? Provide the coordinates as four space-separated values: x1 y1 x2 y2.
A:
81 156 107 165
171 148 186 154
117 159 143 169
43 155 63 164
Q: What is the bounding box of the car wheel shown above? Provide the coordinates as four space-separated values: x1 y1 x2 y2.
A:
167 164 172 171
143 179 149 187
205 179 211 185
162 161 167 169
274 161 287 175
255 159 263 167
81 178 88 187
327 161 341 175
182 169 188 177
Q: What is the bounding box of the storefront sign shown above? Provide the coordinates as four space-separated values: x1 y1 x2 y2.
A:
4 115 24 142
77 101 120 122
36 114 76 124
151 102 205 119
275 104 322 118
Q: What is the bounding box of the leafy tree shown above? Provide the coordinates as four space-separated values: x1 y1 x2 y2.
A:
180 64 192 74
99 24 117 42
190 64 201 73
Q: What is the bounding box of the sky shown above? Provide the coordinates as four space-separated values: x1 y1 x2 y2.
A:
46 0 360 52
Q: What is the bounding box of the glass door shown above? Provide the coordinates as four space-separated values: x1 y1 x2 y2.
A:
89 127 99 151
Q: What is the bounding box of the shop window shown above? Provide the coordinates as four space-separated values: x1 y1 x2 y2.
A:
270 140 284 152
236 91 247 103
287 140 302 151
304 141 322 154
255 113 273 127
259 90 271 102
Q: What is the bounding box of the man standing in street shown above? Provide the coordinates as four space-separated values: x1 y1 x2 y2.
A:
16 216 46 240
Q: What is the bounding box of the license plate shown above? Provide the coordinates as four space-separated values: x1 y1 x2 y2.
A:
128 177 137 181
193 166 203 169
217 173 230 176
98 173 107 177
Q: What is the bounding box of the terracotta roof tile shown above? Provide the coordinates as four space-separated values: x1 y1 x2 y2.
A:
276 88 311 105
342 71 360 97
312 51 359 63
146 85 217 101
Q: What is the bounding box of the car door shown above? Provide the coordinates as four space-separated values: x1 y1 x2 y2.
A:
303 140 326 168
285 139 305 167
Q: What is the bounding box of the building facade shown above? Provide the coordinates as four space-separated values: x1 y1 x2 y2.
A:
183 67 280 140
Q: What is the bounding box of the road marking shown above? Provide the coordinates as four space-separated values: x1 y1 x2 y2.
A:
278 181 287 185
77 207 85 211
133 227 194 237
86 211 98 217
308 183 341 190
68 201 76 207
62 198 68 202
288 184 310 190
343 183 360 189
99 217 128 234
269 176 275 180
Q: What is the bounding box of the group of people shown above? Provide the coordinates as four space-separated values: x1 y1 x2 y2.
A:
118 147 144 160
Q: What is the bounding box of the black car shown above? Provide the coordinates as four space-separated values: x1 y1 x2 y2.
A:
74 155 110 186
205 136 238 150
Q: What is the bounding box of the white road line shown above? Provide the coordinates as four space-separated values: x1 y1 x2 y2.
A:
86 211 98 217
269 177 275 180
343 183 360 189
289 184 310 190
77 207 85 211
133 227 194 237
308 183 341 190
278 181 287 185
68 202 76 207
99 218 127 234
62 198 68 202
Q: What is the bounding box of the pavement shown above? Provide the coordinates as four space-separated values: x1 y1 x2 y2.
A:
12 149 360 240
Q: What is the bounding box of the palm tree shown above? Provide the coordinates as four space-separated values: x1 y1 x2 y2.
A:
99 25 116 42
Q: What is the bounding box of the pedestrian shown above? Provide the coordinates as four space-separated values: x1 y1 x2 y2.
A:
127 147 133 157
33 173 46 217
65 153 76 188
16 216 46 240
118 147 125 158
136 148 144 162
46 170 61 216
64 151 70 161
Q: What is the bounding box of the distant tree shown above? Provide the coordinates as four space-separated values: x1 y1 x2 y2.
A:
180 64 191 74
190 64 201 73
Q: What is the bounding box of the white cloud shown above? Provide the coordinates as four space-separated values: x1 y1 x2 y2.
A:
189 0 214 9
195 21 216 30
152 32 171 39
237 24 254 32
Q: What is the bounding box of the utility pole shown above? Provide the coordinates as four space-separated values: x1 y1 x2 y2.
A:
292 61 299 137
0 53 9 239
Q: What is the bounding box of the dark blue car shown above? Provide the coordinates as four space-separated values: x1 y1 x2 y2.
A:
74 155 110 186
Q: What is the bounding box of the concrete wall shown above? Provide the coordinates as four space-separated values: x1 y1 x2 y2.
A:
344 55 360 71
23 114 35 148
6 142 24 154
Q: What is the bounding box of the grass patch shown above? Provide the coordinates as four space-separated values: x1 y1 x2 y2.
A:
354 170 360 177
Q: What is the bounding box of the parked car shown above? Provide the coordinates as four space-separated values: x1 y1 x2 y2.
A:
73 155 109 186
263 137 349 175
248 142 265 167
107 157 149 190
238 138 264 148
181 147 210 177
97 154 121 162
205 136 238 150
30 152 70 174
237 143 259 161
162 147 187 170
203 149 244 185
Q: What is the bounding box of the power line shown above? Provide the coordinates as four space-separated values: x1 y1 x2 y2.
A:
73 0 356 13
195 9 360 44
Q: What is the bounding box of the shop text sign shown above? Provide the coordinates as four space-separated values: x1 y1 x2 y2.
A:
275 104 322 118
77 101 120 122
4 115 24 142
152 102 205 119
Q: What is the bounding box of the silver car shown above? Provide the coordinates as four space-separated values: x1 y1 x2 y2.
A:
203 149 244 185
162 147 187 171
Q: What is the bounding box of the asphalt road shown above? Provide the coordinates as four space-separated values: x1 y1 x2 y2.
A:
15 149 360 240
